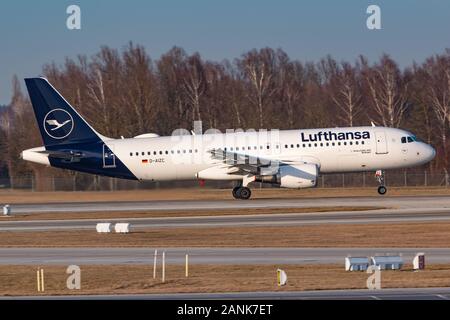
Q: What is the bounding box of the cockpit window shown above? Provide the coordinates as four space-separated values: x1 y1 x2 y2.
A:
403 136 418 143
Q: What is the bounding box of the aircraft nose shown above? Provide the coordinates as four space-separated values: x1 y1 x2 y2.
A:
424 144 436 162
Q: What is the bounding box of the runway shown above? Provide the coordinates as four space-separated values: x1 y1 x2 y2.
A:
1 207 450 231
3 195 450 214
1 195 450 232
0 247 449 265
3 287 450 300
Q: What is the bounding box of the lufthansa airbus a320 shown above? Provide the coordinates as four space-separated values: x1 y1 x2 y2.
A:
21 78 435 199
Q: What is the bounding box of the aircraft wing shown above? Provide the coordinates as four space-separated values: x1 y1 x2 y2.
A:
209 148 280 176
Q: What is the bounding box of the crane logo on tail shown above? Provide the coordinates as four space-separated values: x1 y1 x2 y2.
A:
43 109 74 139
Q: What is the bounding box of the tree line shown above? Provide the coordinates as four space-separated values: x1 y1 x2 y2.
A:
0 43 449 188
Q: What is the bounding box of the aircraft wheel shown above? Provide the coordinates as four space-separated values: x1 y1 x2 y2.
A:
238 187 252 200
377 185 387 195
232 187 241 199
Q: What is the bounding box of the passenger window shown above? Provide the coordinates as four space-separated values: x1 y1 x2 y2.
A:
165 151 169 154
297 144 300 148
148 152 151 155
159 151 162 155
291 144 294 148
361 141 365 145
332 142 335 146
349 141 353 145
135 152 139 156
130 152 133 156
154 151 157 155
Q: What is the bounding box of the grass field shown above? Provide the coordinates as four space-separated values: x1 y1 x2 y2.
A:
0 187 449 204
1 264 449 296
1 222 450 247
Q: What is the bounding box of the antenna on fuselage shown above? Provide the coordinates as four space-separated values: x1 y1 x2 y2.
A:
371 121 376 127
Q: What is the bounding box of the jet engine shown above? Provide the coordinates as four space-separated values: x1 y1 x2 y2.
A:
255 163 318 189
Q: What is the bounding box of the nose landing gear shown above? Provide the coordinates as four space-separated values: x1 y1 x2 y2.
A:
377 185 387 195
375 170 387 195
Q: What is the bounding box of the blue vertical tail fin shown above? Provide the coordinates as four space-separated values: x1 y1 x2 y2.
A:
24 77 102 146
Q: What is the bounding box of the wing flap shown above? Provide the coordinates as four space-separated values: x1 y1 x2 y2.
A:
209 148 280 176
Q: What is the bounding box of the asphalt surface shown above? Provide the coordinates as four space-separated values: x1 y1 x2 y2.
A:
3 287 450 300
3 195 450 213
0 247 448 265
0 195 449 231
1 208 450 231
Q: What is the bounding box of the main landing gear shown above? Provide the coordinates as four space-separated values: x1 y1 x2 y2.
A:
232 186 252 200
375 170 387 195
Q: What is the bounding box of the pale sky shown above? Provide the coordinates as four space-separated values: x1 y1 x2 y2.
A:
1 0 449 105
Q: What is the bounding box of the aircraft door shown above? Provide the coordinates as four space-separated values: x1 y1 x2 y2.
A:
103 144 116 168
375 131 388 154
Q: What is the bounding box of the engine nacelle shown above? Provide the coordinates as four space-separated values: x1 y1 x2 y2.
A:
256 163 318 189
278 163 318 188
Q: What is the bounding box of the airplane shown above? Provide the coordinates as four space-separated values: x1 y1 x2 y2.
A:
21 77 436 199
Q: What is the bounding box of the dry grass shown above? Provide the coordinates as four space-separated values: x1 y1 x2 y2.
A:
1 206 380 221
0 187 449 204
1 264 450 296
1 222 450 247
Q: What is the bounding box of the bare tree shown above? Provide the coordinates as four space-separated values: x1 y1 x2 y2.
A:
324 60 362 127
181 53 206 122
223 61 246 128
421 52 450 173
277 51 305 128
361 54 409 127
121 42 158 135
85 47 123 137
237 48 278 128
157 47 190 130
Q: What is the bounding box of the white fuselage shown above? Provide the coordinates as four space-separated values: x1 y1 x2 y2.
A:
100 126 435 182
